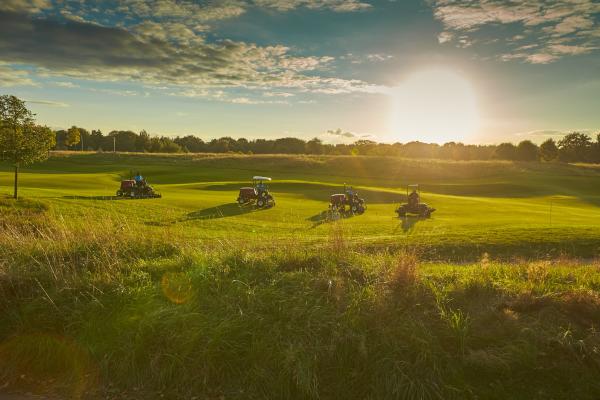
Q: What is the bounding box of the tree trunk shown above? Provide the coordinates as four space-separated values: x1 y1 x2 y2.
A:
13 164 18 199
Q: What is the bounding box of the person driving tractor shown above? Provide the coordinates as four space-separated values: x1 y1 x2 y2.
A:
408 188 420 207
134 171 145 186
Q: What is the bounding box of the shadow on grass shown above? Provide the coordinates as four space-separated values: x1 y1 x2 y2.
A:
306 210 358 229
184 203 267 220
63 195 122 201
202 182 401 204
397 216 425 233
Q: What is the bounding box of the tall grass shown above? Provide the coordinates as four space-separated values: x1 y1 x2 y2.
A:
1 198 600 399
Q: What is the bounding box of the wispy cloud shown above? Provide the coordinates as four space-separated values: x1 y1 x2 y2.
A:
432 0 600 63
0 0 51 14
53 81 80 88
26 99 69 107
513 128 597 142
327 128 357 138
321 128 375 143
0 8 380 100
0 64 36 87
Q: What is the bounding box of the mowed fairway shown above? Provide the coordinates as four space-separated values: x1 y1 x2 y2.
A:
2 152 600 258
5 153 600 400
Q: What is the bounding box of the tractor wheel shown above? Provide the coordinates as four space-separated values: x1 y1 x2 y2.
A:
257 198 265 208
238 198 245 205
116 190 122 197
351 205 358 213
398 211 406 218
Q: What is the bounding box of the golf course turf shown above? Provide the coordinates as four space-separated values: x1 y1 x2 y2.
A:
1 152 600 399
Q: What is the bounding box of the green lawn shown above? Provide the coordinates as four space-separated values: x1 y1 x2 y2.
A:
1 152 600 259
2 153 600 399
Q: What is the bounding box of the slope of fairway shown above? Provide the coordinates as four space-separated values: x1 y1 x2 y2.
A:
1 152 600 259
3 153 600 399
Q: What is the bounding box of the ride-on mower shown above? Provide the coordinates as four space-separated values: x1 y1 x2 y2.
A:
116 179 161 199
329 184 366 215
396 184 435 218
237 176 275 208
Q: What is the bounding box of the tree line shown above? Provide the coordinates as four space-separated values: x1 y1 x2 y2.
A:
4 93 598 199
58 126 599 163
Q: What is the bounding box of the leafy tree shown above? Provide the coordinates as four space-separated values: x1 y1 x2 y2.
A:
89 129 104 150
558 132 592 162
159 137 184 153
65 126 81 148
353 139 377 155
109 130 138 152
0 95 56 198
516 140 539 161
174 135 206 153
136 130 152 152
539 138 559 162
306 137 324 155
492 142 517 160
273 137 306 154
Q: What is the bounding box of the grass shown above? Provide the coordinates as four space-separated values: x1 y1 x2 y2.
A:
2 152 600 259
1 152 600 399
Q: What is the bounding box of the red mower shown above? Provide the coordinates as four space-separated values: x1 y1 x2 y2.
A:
237 176 275 208
116 179 161 199
329 184 366 215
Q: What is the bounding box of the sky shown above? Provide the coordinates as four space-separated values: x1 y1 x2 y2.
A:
0 0 599 144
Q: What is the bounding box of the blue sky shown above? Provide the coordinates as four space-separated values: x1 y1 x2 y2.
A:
0 0 599 144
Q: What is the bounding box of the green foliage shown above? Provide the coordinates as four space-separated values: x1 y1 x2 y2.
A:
540 138 559 161
558 132 592 162
516 140 539 161
0 95 55 197
0 96 56 166
65 126 81 147
493 142 517 160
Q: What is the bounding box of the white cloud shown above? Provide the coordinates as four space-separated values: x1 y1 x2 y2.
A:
0 64 36 87
26 100 69 107
264 91 295 97
0 0 51 13
432 0 600 63
253 0 371 12
53 81 80 88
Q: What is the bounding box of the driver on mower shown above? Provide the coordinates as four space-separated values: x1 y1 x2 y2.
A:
134 171 145 187
236 176 275 208
396 184 435 218
408 188 420 207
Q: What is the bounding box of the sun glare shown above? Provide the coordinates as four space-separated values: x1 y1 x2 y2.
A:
389 68 480 144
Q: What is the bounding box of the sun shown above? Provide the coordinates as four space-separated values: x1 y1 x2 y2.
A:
388 68 480 144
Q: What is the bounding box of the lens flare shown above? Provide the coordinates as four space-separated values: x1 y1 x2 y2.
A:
161 272 194 304
0 334 98 399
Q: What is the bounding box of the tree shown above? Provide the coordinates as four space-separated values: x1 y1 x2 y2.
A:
539 138 559 162
136 130 152 152
89 129 104 150
306 137 324 155
0 95 56 198
516 140 539 161
492 142 517 160
558 132 592 162
65 126 81 148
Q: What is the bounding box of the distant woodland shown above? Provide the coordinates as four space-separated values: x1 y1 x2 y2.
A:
53 126 600 163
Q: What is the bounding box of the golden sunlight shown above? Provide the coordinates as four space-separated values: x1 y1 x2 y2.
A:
389 68 480 143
